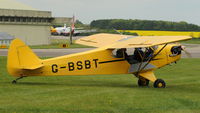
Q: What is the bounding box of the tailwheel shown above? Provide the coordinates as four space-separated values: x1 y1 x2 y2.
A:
12 80 17 84
11 76 26 84
138 77 149 87
153 79 166 88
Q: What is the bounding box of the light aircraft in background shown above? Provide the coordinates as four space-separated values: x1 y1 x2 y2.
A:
51 16 81 36
7 33 191 88
51 24 70 36
51 24 84 36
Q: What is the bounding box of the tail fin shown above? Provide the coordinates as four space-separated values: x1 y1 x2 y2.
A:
7 38 43 77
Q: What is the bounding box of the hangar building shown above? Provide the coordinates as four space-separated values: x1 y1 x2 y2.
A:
0 0 53 45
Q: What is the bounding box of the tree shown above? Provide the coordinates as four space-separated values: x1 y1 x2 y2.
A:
90 19 200 31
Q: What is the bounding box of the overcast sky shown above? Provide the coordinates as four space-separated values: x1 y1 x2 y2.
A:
15 0 200 25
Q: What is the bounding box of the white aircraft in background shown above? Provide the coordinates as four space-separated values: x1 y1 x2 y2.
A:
51 24 84 36
51 15 81 36
51 24 70 35
51 16 95 37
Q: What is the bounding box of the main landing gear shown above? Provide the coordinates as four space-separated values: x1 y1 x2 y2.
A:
137 78 166 88
153 79 166 88
138 77 149 87
12 76 26 84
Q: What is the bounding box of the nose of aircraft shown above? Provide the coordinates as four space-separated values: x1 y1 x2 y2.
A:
166 44 182 64
171 45 182 55
168 44 191 64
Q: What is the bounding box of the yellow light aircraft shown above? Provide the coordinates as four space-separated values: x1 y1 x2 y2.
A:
7 33 192 88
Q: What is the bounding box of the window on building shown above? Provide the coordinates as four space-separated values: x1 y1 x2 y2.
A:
4 17 9 22
42 18 46 23
32 18 36 22
22 18 26 22
48 19 51 23
10 17 15 22
45 19 49 23
0 17 2 21
16 17 20 22
27 18 31 22
37 18 42 22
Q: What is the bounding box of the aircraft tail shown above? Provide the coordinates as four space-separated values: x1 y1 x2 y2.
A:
7 38 43 77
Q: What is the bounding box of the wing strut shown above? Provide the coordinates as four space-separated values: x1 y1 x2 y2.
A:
136 44 168 76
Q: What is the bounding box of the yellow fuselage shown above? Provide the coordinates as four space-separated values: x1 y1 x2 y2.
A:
21 44 181 77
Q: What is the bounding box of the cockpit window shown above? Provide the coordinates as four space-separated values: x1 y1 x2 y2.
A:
112 47 154 64
112 48 128 58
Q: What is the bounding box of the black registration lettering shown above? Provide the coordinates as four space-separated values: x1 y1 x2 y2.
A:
93 59 98 68
52 64 58 73
68 62 74 71
85 60 91 69
77 61 83 70
66 59 98 71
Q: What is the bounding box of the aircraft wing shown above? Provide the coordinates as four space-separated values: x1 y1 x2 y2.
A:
76 33 191 48
75 33 130 47
107 36 192 49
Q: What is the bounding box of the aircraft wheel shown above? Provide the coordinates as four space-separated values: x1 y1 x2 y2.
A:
138 77 149 87
153 79 166 88
12 80 17 84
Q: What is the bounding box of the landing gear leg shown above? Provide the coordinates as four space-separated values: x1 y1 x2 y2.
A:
138 76 149 87
12 76 26 84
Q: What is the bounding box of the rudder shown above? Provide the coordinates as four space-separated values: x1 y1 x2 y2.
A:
7 38 43 77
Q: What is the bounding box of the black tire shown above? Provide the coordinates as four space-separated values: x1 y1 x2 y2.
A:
153 79 166 88
12 80 17 84
138 77 149 87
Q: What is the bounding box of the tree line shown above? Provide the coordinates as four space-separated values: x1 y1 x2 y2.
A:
90 19 200 31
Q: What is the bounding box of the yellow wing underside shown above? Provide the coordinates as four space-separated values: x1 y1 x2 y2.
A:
76 33 192 48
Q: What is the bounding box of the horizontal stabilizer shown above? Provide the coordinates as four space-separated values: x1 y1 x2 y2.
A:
22 64 44 70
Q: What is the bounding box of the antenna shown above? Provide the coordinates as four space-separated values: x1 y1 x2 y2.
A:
69 15 75 45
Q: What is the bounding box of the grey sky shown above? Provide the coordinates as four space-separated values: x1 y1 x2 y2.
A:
15 0 200 25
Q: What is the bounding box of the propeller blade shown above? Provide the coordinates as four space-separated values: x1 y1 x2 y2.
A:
181 46 192 58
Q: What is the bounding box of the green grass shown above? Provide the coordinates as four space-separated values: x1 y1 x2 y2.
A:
1 56 200 113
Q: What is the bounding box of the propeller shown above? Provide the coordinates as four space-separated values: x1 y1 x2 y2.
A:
181 46 192 58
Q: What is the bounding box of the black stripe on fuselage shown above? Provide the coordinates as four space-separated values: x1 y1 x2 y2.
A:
99 59 126 64
98 58 161 64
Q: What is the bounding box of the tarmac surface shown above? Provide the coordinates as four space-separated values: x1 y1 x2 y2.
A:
0 44 200 58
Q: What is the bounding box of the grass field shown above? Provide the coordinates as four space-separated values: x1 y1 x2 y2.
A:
1 56 200 113
119 30 200 38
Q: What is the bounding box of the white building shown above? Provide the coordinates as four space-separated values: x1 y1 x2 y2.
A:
0 0 53 45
